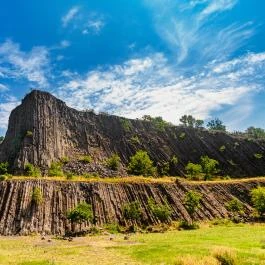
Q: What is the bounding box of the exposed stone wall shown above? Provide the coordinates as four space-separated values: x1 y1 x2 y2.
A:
0 179 263 235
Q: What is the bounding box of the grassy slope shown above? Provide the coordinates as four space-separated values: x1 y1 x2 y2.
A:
0 224 265 265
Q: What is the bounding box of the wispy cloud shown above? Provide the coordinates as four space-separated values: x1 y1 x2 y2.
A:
57 51 265 127
62 6 80 28
0 95 20 129
0 39 50 87
82 17 105 35
144 0 253 64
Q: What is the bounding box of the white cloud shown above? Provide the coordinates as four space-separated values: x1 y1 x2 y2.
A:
0 84 8 92
0 40 50 87
144 0 252 64
82 18 105 35
62 6 80 28
0 96 20 129
57 51 265 127
60 40 71 48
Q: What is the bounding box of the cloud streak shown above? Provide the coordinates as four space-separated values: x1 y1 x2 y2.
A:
62 6 80 28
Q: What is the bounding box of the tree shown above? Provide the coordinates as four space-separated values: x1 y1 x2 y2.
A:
25 163 41 177
251 187 265 216
200 156 219 180
184 190 202 222
185 162 202 180
67 202 94 232
106 154 121 171
179 115 204 128
128 150 156 176
48 162 64 177
207 118 226 131
246 127 265 139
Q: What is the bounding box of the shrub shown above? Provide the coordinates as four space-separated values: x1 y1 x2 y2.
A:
200 156 219 180
24 163 41 177
130 135 140 145
122 201 142 222
79 155 92 164
185 162 202 180
148 197 172 222
207 118 226 132
219 145 226 152
120 118 132 132
26 130 33 137
32 187 43 205
65 172 74 180
106 154 121 171
0 175 6 181
159 161 170 176
104 223 122 234
251 186 265 216
254 153 263 159
128 150 156 176
67 202 93 229
178 220 199 230
48 162 64 177
0 162 9 175
212 247 237 265
171 155 178 165
179 132 186 140
60 157 69 164
184 190 202 220
225 198 244 214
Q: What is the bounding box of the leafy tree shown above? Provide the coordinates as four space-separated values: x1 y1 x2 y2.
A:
246 127 265 139
0 162 9 175
67 202 94 229
185 162 202 180
25 163 41 177
207 118 226 131
122 201 142 222
106 154 121 171
200 156 219 180
31 187 43 205
148 197 172 222
128 150 156 176
0 136 4 144
179 115 204 128
142 115 171 131
184 190 202 221
251 187 265 216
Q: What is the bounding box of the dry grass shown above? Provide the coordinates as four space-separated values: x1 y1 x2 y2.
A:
175 255 219 265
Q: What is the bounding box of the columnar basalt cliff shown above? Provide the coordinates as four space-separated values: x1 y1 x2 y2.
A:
0 179 263 235
0 90 265 177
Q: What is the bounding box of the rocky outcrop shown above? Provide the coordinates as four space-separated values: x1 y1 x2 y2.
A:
0 90 265 177
0 179 263 235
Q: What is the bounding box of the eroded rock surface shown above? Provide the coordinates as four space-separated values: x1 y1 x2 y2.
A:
0 90 265 176
0 179 263 235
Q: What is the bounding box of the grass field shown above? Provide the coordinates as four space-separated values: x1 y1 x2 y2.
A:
0 223 265 265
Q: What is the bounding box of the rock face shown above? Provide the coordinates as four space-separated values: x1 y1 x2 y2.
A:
0 90 265 177
0 179 263 235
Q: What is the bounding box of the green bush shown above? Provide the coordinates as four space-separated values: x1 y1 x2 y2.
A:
60 157 69 164
0 162 9 175
79 155 92 164
122 201 142 222
251 186 265 216
225 198 244 214
148 197 172 222
219 145 226 152
185 162 202 180
184 190 202 219
48 162 64 177
159 161 170 176
0 175 7 181
200 156 219 180
67 202 93 224
254 153 263 159
128 150 156 176
32 187 43 205
24 163 41 177
130 135 140 145
171 155 178 165
178 220 199 230
65 172 74 180
179 132 186 140
106 154 121 171
120 118 132 132
104 223 122 234
26 131 33 137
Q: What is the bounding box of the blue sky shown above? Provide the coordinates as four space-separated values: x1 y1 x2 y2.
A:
0 0 265 135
